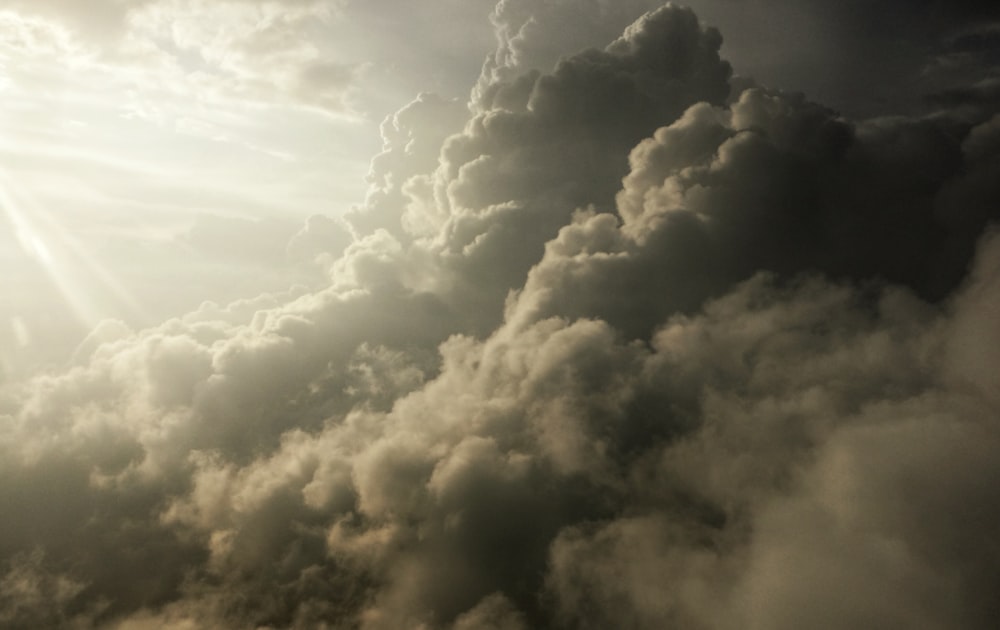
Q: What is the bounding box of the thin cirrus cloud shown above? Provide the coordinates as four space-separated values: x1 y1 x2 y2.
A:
0 0 359 116
1 2 1000 630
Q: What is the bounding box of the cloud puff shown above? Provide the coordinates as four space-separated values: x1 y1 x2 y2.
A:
505 84 1000 339
475 0 661 96
2 2 1000 629
399 4 731 332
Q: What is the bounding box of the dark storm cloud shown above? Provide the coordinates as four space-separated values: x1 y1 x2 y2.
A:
403 4 731 333
2 2 1000 629
651 0 1000 117
507 86 1000 339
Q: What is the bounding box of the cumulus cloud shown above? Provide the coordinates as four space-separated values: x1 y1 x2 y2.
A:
475 0 661 96
504 85 1000 339
2 2 1000 629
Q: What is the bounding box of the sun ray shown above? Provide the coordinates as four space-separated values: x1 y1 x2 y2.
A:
0 168 150 333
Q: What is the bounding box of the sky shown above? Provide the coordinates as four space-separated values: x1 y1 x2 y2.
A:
0 0 999 628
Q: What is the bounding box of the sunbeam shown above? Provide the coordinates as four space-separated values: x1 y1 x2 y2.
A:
0 168 149 332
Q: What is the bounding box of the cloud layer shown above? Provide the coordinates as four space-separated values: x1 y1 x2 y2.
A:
2 3 1000 629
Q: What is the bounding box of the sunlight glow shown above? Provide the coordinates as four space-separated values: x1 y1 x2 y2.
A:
0 168 150 331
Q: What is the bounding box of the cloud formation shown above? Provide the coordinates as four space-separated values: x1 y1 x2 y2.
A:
2 2 1000 629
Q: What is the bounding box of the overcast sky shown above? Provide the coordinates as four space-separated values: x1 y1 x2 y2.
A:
1 1 999 628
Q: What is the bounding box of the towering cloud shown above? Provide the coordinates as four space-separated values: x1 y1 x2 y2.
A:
1 2 999 629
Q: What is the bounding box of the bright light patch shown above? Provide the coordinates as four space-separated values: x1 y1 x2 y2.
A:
0 169 148 330
10 316 29 348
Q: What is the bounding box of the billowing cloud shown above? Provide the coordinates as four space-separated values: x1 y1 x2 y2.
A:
2 2 1000 629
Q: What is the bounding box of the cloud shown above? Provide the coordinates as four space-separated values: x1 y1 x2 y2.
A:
2 2 1000 629
475 0 661 96
504 84 1000 340
286 214 354 266
600 0 1000 117
1 0 361 117
0 0 146 42
539 236 1000 629
399 4 731 333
